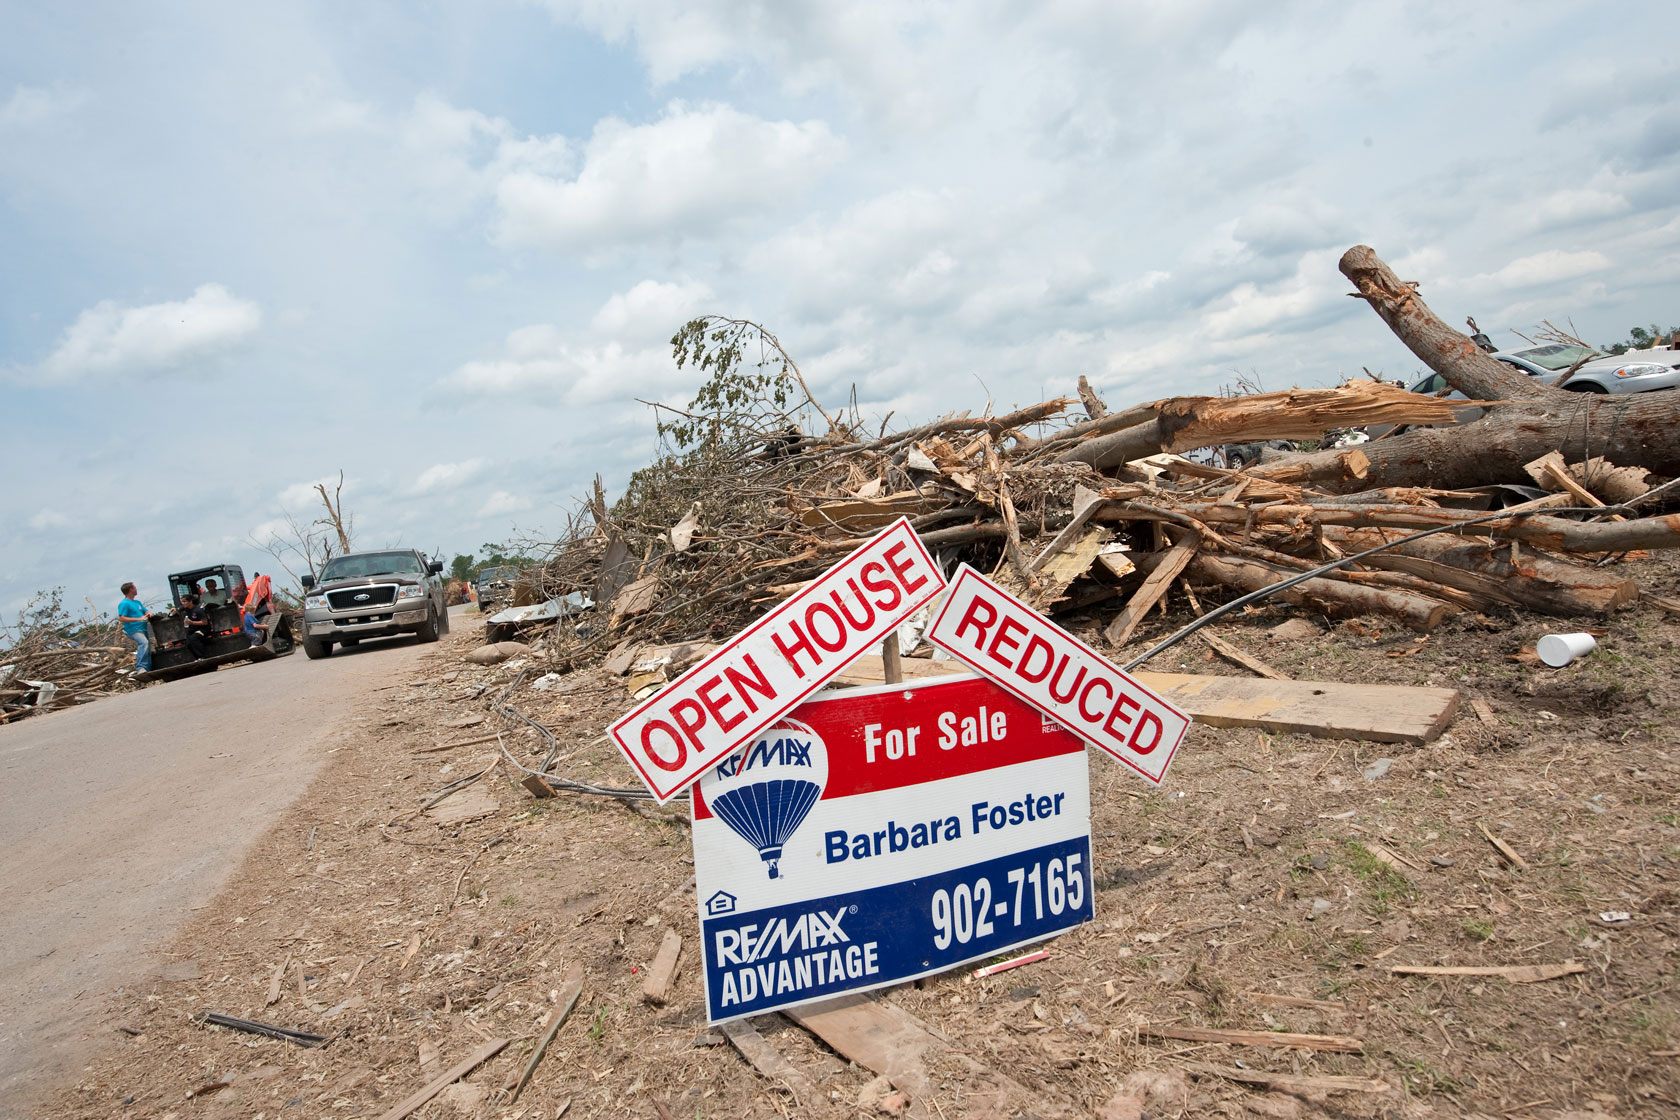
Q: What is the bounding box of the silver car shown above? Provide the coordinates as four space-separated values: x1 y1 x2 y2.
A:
1491 343 1680 395
300 548 449 659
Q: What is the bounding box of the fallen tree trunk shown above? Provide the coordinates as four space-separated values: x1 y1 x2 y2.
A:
1329 527 1640 615
1053 380 1460 470
1247 246 1680 492
1181 501 1680 554
1185 553 1449 631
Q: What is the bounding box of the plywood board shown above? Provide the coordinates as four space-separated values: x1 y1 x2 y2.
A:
799 492 933 532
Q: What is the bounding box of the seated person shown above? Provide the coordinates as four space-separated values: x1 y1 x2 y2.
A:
181 593 213 659
201 577 227 606
241 606 266 647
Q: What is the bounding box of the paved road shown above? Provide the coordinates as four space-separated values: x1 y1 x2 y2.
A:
0 610 463 1116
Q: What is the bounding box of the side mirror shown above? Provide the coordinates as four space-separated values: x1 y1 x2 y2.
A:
428 560 444 575
301 575 315 590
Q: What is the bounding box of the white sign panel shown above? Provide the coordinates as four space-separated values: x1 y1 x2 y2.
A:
925 565 1191 784
692 673 1093 1023
610 517 945 803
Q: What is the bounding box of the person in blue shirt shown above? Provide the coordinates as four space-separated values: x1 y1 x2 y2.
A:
118 582 153 674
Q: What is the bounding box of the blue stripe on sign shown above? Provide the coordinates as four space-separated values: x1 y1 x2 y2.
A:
702 835 1093 1022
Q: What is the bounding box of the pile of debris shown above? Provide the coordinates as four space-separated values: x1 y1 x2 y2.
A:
0 598 134 724
525 248 1680 672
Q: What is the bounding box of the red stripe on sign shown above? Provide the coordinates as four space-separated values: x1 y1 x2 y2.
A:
693 673 1082 819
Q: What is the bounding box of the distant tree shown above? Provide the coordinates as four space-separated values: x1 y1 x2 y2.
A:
1603 323 1677 355
478 541 532 569
449 553 475 582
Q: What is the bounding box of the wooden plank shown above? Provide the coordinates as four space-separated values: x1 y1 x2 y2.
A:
1478 821 1529 870
521 773 557 798
375 1037 509 1120
719 1018 832 1113
1103 538 1198 646
786 993 1070 1116
880 636 903 685
642 929 683 1005
799 492 933 532
1390 961 1582 983
784 995 938 1099
1140 1024 1363 1052
1181 1061 1387 1094
832 656 1461 744
507 962 584 1102
1200 632 1287 680
1026 484 1104 571
1526 451 1623 519
424 784 499 826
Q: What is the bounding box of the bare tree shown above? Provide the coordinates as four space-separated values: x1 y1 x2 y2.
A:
248 470 356 588
314 471 353 554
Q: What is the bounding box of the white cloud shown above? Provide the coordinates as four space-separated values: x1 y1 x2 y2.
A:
28 509 72 532
413 458 488 493
590 279 714 336
277 477 339 509
480 490 531 517
400 93 571 220
1479 250 1612 292
448 278 713 403
1530 188 1631 230
1202 249 1349 340
495 101 841 249
749 188 963 317
0 84 90 128
35 284 262 383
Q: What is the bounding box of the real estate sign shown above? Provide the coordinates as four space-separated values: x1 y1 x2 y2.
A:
690 673 1093 1023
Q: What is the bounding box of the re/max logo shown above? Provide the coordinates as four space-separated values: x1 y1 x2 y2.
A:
713 908 850 965
713 735 814 778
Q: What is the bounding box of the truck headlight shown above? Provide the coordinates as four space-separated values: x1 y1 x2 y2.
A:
305 594 327 609
1612 363 1669 378
398 585 425 599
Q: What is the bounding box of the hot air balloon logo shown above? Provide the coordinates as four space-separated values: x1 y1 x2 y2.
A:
702 718 829 880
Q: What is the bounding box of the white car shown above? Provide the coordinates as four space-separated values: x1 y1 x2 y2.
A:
1491 343 1680 395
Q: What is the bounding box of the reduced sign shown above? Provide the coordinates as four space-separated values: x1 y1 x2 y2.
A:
691 673 1093 1023
927 565 1190 784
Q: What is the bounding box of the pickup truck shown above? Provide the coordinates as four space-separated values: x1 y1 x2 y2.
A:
300 548 449 659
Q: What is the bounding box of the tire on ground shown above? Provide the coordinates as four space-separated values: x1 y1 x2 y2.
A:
303 636 333 660
415 608 440 643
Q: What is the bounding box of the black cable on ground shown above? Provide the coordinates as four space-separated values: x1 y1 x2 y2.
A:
488 665 686 803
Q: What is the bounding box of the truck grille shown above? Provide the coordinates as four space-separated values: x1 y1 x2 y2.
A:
327 585 398 610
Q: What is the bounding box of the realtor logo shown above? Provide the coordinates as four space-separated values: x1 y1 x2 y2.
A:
705 891 738 916
702 719 830 881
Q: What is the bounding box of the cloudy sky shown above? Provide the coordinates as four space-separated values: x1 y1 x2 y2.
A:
3 1 1678 618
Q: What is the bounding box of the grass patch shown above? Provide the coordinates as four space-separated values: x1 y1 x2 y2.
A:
1341 840 1417 914
1461 919 1495 942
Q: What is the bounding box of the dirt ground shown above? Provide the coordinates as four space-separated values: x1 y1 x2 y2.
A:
49 566 1680 1120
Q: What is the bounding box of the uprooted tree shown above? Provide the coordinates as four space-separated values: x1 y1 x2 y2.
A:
1053 246 1680 494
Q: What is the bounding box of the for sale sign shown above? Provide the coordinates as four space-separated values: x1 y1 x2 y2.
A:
925 565 1190 784
610 517 945 803
691 673 1092 1023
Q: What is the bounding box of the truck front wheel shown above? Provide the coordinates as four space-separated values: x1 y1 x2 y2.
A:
303 636 333 659
415 608 440 643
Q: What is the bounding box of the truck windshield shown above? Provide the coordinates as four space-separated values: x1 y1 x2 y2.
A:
319 552 424 581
